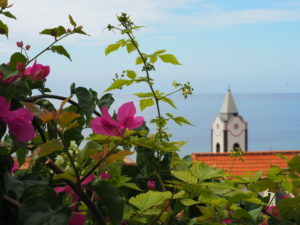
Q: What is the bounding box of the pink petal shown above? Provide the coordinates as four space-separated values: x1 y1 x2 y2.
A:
7 118 35 142
117 102 136 125
69 213 86 225
54 186 70 193
81 175 94 186
127 116 144 130
6 108 34 122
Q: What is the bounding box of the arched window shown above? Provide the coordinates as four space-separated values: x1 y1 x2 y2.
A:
216 143 220 153
233 143 240 150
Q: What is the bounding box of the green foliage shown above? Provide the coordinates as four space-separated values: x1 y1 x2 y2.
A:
50 45 72 60
89 179 124 225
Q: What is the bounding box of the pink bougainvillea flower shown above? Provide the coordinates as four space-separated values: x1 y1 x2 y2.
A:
0 97 35 142
266 206 279 217
54 175 95 202
23 60 50 81
4 108 35 142
221 219 234 224
147 180 155 189
91 102 144 136
69 212 86 225
0 71 19 84
100 172 110 180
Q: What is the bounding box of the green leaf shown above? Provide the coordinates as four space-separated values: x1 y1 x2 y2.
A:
50 45 72 61
160 97 177 109
158 54 181 65
181 198 200 206
105 43 121 55
232 209 254 223
171 170 198 184
68 15 77 27
140 98 154 111
0 19 9 38
10 52 27 69
136 56 143 65
79 141 101 161
38 139 63 157
75 87 95 119
98 93 114 110
40 26 66 37
16 148 28 167
248 206 263 222
0 63 19 80
134 92 153 98
282 180 293 193
73 27 89 35
126 70 136 79
89 180 124 225
288 155 300 172
154 50 166 55
189 162 224 181
126 42 136 53
150 55 157 63
129 191 172 212
63 127 84 147
20 185 71 225
105 79 130 92
53 173 76 183
3 11 16 19
4 171 24 199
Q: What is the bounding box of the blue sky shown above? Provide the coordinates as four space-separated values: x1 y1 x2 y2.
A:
1 0 300 95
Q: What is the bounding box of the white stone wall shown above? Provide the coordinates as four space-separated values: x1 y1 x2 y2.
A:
212 116 225 153
227 116 247 151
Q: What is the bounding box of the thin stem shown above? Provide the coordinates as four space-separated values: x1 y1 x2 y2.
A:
80 138 125 182
26 33 71 66
46 160 106 225
124 31 163 136
58 132 81 185
3 194 21 208
25 94 101 116
32 117 47 143
158 88 182 101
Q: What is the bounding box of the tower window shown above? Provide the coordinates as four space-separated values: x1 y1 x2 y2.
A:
216 143 220 153
233 143 240 150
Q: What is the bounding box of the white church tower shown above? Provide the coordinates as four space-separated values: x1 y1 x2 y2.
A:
211 89 248 153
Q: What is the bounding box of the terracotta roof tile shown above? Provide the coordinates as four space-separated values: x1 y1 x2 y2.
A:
192 150 300 176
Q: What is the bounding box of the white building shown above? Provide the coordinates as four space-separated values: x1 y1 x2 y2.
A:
211 89 248 153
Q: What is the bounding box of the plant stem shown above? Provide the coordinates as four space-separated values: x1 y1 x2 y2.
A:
124 31 163 137
25 94 101 116
3 194 21 208
32 117 47 143
158 88 182 100
80 138 125 182
26 33 71 66
46 160 106 225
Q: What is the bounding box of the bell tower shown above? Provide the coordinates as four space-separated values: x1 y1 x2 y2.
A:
211 89 248 153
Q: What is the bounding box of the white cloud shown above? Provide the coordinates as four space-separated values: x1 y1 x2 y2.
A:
2 0 300 44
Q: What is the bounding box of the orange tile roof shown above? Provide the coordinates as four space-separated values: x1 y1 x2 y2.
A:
192 151 300 176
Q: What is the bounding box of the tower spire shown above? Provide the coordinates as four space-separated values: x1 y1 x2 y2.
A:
220 89 238 121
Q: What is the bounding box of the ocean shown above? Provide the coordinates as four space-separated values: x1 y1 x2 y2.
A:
113 93 300 157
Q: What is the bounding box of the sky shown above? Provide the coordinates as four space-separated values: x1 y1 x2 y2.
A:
1 0 300 95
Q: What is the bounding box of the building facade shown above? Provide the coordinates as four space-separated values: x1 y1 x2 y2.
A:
211 89 248 153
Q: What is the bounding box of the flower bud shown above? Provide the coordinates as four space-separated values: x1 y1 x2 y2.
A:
25 45 31 50
147 180 155 189
16 41 23 48
0 0 8 8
